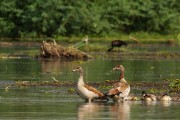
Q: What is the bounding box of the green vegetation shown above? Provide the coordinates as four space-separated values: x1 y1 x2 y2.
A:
169 79 180 92
0 0 180 40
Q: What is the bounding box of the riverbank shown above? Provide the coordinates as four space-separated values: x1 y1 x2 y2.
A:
0 41 180 59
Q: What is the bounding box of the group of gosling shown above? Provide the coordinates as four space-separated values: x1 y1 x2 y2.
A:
72 64 172 103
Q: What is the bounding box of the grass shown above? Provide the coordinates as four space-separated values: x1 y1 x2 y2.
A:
1 32 179 44
0 50 39 58
169 79 180 92
56 32 179 44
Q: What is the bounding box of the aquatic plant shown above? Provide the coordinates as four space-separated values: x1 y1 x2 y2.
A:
67 88 75 94
148 88 167 94
169 79 180 91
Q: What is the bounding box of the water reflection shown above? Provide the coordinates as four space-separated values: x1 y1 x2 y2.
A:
39 59 80 82
141 95 172 107
77 102 102 120
142 101 157 106
40 59 72 74
77 102 131 120
160 101 171 107
108 102 130 120
0 58 179 82
33 59 180 83
77 101 176 120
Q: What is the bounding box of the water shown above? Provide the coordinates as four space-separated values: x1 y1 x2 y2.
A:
0 58 179 82
0 58 179 119
0 96 180 120
0 44 180 120
77 102 180 120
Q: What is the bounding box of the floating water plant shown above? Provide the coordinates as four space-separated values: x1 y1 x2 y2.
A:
67 88 75 94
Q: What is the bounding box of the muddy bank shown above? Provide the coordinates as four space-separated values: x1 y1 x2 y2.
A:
106 52 180 59
0 41 94 59
84 51 180 60
0 41 180 59
1 51 179 59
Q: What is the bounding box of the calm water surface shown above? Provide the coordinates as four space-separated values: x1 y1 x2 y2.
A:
0 43 180 120
0 58 179 82
0 58 179 120
0 95 180 120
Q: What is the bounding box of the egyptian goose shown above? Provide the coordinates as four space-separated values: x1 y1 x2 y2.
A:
141 91 157 101
160 94 172 101
72 66 106 102
107 65 130 101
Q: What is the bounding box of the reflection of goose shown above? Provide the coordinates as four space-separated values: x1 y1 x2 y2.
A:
159 94 172 107
160 101 171 107
160 94 172 101
107 65 130 101
72 66 106 102
141 91 157 101
109 102 130 120
77 103 100 120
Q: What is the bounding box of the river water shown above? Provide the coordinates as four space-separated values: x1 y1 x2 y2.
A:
0 44 180 120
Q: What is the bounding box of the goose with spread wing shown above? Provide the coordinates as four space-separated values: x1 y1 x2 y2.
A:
107 65 130 102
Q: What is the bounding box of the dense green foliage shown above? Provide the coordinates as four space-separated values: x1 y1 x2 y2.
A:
169 79 180 91
0 0 180 38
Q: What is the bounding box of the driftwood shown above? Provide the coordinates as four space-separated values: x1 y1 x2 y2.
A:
39 40 93 60
129 36 141 44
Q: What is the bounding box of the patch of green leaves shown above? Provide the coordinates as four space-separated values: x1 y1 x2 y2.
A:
0 0 180 37
169 79 180 91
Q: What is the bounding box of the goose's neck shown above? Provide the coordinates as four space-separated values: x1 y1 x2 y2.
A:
78 72 84 85
119 69 126 82
119 69 124 80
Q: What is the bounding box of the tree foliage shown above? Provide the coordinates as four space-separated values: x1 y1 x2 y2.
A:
0 0 180 38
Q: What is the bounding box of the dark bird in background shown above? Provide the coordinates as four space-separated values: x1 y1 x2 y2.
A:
107 40 128 52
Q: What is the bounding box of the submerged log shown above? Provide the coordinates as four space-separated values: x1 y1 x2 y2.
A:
39 40 93 60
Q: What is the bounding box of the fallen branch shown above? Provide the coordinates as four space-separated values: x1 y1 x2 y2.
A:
38 40 93 60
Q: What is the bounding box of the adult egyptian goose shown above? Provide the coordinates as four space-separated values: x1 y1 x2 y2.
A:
160 94 172 101
72 66 105 102
107 65 130 101
141 91 157 101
